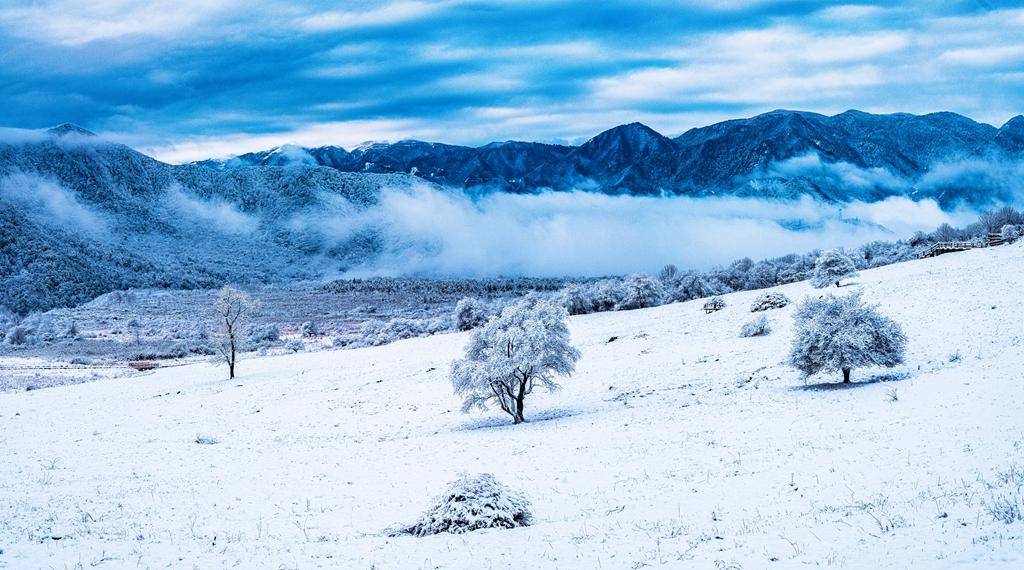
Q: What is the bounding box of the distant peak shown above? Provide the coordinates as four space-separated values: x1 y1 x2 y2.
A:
1000 115 1024 130
48 123 96 137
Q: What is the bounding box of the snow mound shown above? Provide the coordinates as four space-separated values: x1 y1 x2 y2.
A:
399 473 532 536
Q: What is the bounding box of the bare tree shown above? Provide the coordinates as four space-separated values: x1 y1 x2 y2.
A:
212 286 259 379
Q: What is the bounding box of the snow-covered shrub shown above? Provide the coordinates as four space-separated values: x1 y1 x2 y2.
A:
398 473 532 536
739 316 771 337
300 320 319 337
984 465 1024 524
455 297 492 331
667 271 732 302
616 273 664 310
451 297 580 424
750 292 790 312
4 325 31 346
811 249 859 288
1001 224 1021 244
789 292 907 383
658 263 680 284
284 339 305 352
248 323 280 343
704 296 726 312
557 284 593 316
360 316 449 347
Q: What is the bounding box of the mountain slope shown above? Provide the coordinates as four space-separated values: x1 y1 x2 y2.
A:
0 130 425 313
2 243 1022 568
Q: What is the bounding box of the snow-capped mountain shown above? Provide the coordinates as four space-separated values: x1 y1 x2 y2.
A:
198 109 1024 203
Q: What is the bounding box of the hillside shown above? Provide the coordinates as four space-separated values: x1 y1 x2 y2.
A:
1 243 1022 568
201 109 1024 202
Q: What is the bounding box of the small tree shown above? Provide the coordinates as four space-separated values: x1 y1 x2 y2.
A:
450 297 580 424
788 292 906 383
811 249 859 288
212 286 259 379
617 273 664 310
750 291 790 312
454 297 492 331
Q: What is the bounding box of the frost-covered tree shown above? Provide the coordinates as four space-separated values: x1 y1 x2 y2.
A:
398 473 532 536
811 249 859 288
450 298 580 424
455 297 492 331
658 263 680 284
617 273 664 310
1001 224 1020 244
788 292 907 383
212 286 259 379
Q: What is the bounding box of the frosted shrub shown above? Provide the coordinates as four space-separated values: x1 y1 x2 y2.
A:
398 473 532 536
811 249 859 288
1002 224 1021 244
557 284 593 316
248 323 280 343
739 316 771 337
284 339 305 352
616 273 664 310
455 297 491 331
300 321 319 337
451 297 580 424
4 325 31 346
789 292 907 383
750 292 790 312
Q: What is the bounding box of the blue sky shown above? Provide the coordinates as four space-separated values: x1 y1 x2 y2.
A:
1 0 1022 162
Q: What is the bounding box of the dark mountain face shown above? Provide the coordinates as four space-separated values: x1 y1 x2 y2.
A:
198 109 1023 203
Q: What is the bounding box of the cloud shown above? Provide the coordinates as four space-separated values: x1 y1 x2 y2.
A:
0 173 108 233
2 1 1023 157
302 184 966 278
761 152 909 192
166 185 258 234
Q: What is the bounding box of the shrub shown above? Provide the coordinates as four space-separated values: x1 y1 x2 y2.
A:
451 297 580 424
454 297 492 331
811 249 859 288
789 292 907 383
284 339 305 352
398 473 532 536
300 321 319 337
248 323 280 343
1002 224 1021 244
739 316 771 337
750 292 790 312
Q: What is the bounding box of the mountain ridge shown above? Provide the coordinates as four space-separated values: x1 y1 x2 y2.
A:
190 109 1023 202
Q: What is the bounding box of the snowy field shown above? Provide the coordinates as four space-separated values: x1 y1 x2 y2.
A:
1 243 1023 569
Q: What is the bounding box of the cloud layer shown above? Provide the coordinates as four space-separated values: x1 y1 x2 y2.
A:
0 1 1021 162
318 184 973 278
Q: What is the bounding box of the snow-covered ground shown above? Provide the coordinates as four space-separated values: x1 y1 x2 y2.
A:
2 244 1023 569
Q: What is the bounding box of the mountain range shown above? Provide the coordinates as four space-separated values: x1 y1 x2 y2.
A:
1 109 1022 314
198 109 1024 204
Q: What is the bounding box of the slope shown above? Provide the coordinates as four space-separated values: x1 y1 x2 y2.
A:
1 242 1022 568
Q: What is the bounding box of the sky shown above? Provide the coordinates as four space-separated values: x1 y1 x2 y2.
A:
1 0 1022 163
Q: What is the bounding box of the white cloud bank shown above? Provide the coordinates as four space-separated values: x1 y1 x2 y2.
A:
319 184 975 278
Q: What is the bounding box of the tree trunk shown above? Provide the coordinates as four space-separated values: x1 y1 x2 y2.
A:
842 368 851 383
513 379 527 424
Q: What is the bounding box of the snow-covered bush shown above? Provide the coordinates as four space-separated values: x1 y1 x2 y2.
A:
4 325 31 346
360 316 449 347
811 249 859 288
451 297 580 424
455 297 492 331
739 316 771 337
789 292 907 383
248 323 280 343
616 273 664 310
1001 224 1021 244
667 271 731 303
557 284 593 316
284 339 305 352
750 292 790 312
300 321 319 337
398 473 532 536
704 296 726 312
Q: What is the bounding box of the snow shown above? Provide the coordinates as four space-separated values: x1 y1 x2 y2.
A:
1 243 1023 568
